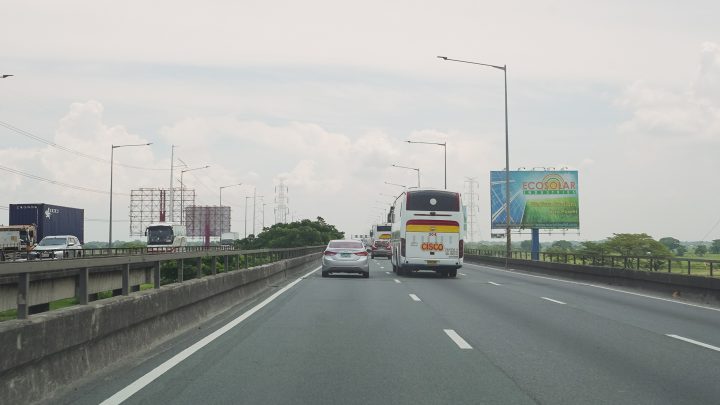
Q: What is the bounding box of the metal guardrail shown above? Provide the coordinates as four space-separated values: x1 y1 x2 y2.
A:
0 246 324 320
0 245 241 262
465 249 719 277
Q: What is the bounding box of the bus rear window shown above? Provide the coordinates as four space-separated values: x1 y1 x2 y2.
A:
376 226 391 232
406 190 459 212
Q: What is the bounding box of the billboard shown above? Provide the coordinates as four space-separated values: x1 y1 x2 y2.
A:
185 206 231 237
491 170 579 229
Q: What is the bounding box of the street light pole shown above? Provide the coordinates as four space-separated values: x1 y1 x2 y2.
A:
437 55 511 268
109 142 152 248
405 140 446 189
391 164 421 188
219 183 242 237
180 165 210 225
244 196 251 238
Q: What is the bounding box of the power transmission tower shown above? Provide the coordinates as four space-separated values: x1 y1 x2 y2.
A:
274 180 290 224
464 177 480 242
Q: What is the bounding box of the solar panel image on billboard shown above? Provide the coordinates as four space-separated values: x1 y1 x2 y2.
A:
490 170 579 229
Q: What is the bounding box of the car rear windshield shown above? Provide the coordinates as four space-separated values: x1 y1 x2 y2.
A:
373 240 389 247
406 190 459 212
328 241 364 249
376 225 391 231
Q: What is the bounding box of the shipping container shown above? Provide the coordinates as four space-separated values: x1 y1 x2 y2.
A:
9 204 85 244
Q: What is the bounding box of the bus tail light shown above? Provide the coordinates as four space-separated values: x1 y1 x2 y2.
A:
400 238 406 257
459 240 464 258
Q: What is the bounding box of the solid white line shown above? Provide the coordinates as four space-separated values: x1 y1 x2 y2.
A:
444 329 473 349
488 281 501 286
409 294 421 302
100 266 321 405
541 297 567 305
394 279 401 284
666 334 720 352
465 263 720 313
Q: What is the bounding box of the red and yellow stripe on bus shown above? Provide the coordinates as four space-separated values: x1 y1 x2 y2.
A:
406 220 460 233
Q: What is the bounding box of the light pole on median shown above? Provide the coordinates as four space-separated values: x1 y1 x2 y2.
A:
405 140 446 189
219 183 242 236
391 164 421 188
180 165 210 225
109 142 152 248
437 55 511 268
384 181 407 189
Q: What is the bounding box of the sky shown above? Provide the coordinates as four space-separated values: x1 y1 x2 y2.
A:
1 0 719 243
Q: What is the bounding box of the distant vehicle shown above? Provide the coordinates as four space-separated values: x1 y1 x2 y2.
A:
146 223 187 251
370 240 391 259
322 239 370 278
9 203 84 244
31 235 82 259
390 188 464 277
0 224 37 260
370 223 392 244
220 232 239 247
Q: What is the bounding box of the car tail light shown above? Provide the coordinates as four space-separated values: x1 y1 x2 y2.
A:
354 251 368 256
400 238 406 257
459 240 464 258
324 250 337 256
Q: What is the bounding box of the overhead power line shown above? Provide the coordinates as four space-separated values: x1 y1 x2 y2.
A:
0 120 168 171
0 164 129 196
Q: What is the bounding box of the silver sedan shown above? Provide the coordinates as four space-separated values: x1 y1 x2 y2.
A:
321 240 370 278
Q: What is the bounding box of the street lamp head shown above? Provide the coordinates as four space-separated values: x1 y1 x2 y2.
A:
437 56 448 60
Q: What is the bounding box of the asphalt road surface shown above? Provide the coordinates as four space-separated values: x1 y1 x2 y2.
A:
59 259 720 405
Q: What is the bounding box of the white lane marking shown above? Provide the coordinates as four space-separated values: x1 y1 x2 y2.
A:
488 281 501 286
459 273 467 276
541 297 567 305
394 279 401 284
465 263 720 313
409 294 421 302
100 266 321 405
385 271 391 275
666 334 720 352
444 329 473 349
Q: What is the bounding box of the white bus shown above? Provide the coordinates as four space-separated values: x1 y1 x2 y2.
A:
390 189 464 277
370 223 392 244
146 223 187 251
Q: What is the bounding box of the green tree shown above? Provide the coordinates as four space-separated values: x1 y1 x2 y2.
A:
676 245 687 256
577 241 606 256
694 244 708 256
520 240 532 251
710 239 720 254
604 233 672 257
235 217 344 249
545 240 573 253
659 237 681 252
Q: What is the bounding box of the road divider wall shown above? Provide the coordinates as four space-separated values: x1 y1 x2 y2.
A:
0 252 321 405
464 254 720 305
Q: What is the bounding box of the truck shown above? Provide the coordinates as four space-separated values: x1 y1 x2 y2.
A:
9 203 84 243
0 224 37 260
146 223 187 251
220 232 239 247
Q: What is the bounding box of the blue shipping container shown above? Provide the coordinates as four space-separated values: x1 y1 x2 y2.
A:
9 204 85 244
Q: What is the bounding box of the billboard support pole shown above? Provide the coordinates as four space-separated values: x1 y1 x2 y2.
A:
531 228 540 261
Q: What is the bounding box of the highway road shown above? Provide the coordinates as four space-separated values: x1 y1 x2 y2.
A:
58 258 720 405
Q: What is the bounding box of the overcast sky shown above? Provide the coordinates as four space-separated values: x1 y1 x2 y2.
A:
1 0 719 243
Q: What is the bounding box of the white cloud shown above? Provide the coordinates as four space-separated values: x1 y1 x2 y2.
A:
617 42 720 143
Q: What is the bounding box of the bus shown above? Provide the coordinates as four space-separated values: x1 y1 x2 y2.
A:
370 223 392 244
145 223 187 251
390 189 464 277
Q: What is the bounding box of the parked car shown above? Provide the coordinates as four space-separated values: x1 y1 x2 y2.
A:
322 240 370 278
371 240 391 259
31 235 83 259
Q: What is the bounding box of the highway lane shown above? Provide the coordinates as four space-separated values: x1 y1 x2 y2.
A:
58 258 720 404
